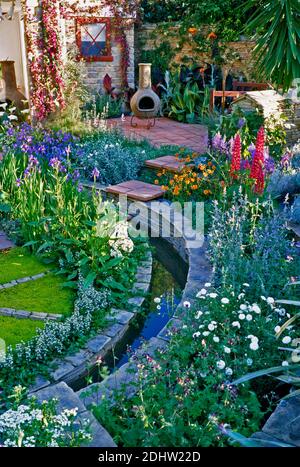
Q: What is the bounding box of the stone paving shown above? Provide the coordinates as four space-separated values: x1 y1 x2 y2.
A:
145 155 187 173
108 116 208 153
106 180 165 201
0 231 14 251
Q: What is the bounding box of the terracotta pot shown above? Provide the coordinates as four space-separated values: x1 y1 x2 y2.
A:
0 61 26 107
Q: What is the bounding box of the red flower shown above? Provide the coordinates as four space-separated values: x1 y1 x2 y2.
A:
230 133 241 179
250 126 265 194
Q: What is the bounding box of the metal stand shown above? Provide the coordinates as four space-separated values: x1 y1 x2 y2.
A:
130 115 156 130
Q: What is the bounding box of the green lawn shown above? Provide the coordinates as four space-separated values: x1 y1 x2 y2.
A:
0 247 53 284
0 316 44 347
0 274 75 315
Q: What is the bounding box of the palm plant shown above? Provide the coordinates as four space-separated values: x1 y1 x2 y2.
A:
244 0 300 91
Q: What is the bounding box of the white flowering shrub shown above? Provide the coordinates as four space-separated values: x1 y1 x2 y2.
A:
1 309 92 372
0 398 91 447
75 272 112 314
109 221 134 258
193 284 295 376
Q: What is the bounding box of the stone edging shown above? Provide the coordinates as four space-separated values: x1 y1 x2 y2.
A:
29 250 153 393
0 272 48 290
0 307 62 321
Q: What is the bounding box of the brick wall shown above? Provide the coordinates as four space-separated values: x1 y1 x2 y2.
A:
64 16 135 93
136 23 258 81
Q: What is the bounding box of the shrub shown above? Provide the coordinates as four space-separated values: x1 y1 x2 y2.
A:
77 131 150 185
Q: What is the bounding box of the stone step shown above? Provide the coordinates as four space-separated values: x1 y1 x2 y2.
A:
0 231 14 251
106 180 164 201
145 155 187 173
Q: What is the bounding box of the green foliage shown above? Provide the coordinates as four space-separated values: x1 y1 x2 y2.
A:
83 93 123 120
161 72 211 123
0 273 75 315
0 316 44 347
142 0 244 41
140 41 176 76
0 247 52 284
0 394 91 447
244 0 300 91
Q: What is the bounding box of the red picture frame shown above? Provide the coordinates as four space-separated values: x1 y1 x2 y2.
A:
75 17 113 62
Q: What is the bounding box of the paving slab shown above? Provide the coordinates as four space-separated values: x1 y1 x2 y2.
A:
107 117 208 154
106 180 164 201
145 155 187 173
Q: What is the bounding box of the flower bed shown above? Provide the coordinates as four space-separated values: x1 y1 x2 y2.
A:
0 122 148 418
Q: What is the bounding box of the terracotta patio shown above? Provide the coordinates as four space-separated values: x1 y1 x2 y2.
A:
108 117 208 154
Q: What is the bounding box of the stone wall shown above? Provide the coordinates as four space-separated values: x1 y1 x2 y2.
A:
64 16 135 93
232 90 300 146
136 23 258 81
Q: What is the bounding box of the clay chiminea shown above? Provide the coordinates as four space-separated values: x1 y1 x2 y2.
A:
130 63 160 128
0 61 26 108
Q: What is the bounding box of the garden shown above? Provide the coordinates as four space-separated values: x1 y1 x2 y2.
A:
0 0 299 452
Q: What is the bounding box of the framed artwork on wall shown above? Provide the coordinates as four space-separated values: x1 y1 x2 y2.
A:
76 17 113 62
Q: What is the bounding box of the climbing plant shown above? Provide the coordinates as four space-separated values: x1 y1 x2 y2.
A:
19 0 140 121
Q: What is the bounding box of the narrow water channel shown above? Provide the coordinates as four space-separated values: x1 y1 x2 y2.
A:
71 238 188 391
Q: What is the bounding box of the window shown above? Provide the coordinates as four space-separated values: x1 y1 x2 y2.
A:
76 18 113 62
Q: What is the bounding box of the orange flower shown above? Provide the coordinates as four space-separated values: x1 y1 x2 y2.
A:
191 185 198 190
203 189 212 195
173 186 180 196
207 31 217 40
188 27 198 35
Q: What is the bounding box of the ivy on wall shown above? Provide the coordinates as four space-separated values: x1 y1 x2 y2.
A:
21 0 140 121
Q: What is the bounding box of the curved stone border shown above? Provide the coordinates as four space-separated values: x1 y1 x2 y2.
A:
77 199 212 408
29 250 153 393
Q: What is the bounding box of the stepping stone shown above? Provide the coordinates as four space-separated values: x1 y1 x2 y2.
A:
145 155 187 173
0 231 14 251
106 180 164 201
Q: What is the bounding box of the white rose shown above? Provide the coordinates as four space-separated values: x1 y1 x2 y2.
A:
216 360 226 370
209 293 218 298
282 361 289 367
225 367 233 376
238 313 246 320
221 298 229 304
246 314 253 321
204 282 211 288
251 304 261 314
274 326 281 334
213 336 220 343
250 341 259 351
232 321 241 328
267 297 275 305
282 336 292 344
196 289 207 297
224 346 231 354
240 304 247 311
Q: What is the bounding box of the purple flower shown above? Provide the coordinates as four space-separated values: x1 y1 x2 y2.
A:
237 118 246 129
264 148 275 174
77 183 83 193
16 178 22 187
281 150 292 168
248 142 256 159
91 167 100 179
49 157 62 170
72 169 80 181
29 155 39 166
211 132 230 156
